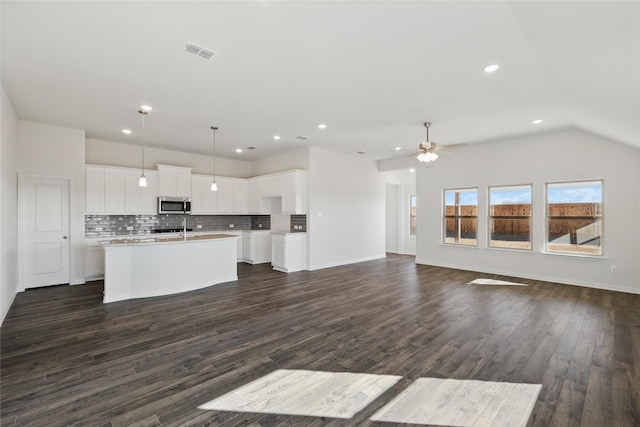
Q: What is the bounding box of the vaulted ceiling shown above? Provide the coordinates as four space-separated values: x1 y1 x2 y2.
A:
2 1 638 162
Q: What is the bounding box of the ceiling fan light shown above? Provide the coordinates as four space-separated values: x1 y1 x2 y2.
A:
427 152 439 162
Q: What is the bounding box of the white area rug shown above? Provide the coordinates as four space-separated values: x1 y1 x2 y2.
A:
469 278 527 286
198 369 401 419
371 378 541 426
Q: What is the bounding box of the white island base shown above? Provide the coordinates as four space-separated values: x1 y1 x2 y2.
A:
102 234 239 303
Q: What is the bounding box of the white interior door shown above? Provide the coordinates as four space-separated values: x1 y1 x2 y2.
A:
21 176 70 288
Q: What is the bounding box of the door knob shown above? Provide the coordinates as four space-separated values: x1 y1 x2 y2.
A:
63 236 69 239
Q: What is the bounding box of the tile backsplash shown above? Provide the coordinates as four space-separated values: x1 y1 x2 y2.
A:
290 214 307 232
85 214 270 237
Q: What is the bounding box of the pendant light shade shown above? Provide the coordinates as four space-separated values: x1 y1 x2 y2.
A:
138 107 150 187
211 126 218 192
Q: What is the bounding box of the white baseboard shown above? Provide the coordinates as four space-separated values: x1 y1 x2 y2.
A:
309 254 386 271
1 291 17 327
415 258 640 295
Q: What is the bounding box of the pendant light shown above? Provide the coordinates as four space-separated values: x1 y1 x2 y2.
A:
210 126 218 192
138 106 151 187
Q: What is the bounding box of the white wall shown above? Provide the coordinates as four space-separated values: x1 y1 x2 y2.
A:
251 147 310 176
381 170 417 255
416 128 640 294
18 121 86 287
385 183 401 253
1 84 19 324
86 138 253 178
307 147 386 270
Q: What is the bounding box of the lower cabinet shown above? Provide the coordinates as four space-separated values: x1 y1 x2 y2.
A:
271 232 307 273
242 231 272 264
85 239 106 280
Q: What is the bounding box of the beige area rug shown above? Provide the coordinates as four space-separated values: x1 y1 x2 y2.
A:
198 369 401 419
370 377 541 426
469 278 527 286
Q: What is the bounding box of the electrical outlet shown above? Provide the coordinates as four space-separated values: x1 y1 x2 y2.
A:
611 266 617 274
258 224 262 228
126 226 134 231
229 224 234 228
196 224 202 229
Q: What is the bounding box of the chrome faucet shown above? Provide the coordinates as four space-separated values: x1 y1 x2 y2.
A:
182 217 187 238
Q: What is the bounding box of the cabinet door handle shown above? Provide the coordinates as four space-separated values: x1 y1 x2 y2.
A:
63 236 69 239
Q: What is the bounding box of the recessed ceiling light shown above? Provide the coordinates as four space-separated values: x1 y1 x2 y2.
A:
394 147 402 151
273 135 281 141
235 148 243 153
122 129 132 135
317 123 327 129
409 168 416 173
532 119 543 124
484 64 500 73
140 105 152 112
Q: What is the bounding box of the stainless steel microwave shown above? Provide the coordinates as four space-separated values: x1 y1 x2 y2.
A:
158 196 191 214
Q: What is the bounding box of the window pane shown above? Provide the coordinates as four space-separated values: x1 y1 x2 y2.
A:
443 188 478 246
409 195 417 237
547 218 602 254
547 180 603 255
490 219 532 249
489 185 532 250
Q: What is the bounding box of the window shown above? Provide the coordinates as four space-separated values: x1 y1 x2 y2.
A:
409 195 417 237
488 185 532 250
444 188 478 246
546 180 603 255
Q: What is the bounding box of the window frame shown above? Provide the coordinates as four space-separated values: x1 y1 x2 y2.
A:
545 179 604 257
487 184 533 251
443 187 478 247
409 194 417 238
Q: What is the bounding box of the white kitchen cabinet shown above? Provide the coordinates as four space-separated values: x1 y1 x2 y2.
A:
217 177 248 214
191 174 217 214
247 178 270 214
192 175 247 214
86 165 156 215
281 170 307 214
271 233 307 273
85 239 106 279
232 180 248 213
104 169 125 213
247 170 307 215
157 164 192 198
85 166 105 213
242 230 271 264
124 169 157 214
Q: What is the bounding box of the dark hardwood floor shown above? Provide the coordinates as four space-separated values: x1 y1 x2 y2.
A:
1 254 639 426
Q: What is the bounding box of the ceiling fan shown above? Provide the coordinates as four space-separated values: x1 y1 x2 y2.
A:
416 122 446 163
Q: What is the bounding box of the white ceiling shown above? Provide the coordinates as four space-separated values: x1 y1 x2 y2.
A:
2 1 639 162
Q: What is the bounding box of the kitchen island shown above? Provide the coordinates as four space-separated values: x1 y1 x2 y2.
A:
101 234 239 303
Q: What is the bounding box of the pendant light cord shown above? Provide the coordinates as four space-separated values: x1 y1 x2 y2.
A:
211 126 218 182
139 109 149 177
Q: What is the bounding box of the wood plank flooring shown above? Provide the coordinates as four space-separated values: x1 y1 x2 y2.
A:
1 254 639 426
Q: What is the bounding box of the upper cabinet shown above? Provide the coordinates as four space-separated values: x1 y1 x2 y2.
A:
191 175 248 214
191 174 217 214
87 164 306 216
157 164 192 198
247 170 307 215
85 165 157 215
281 170 307 214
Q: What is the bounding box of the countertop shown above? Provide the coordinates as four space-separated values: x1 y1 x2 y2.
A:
101 233 240 246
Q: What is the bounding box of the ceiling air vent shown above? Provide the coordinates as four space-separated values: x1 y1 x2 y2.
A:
185 42 215 60
296 135 309 140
